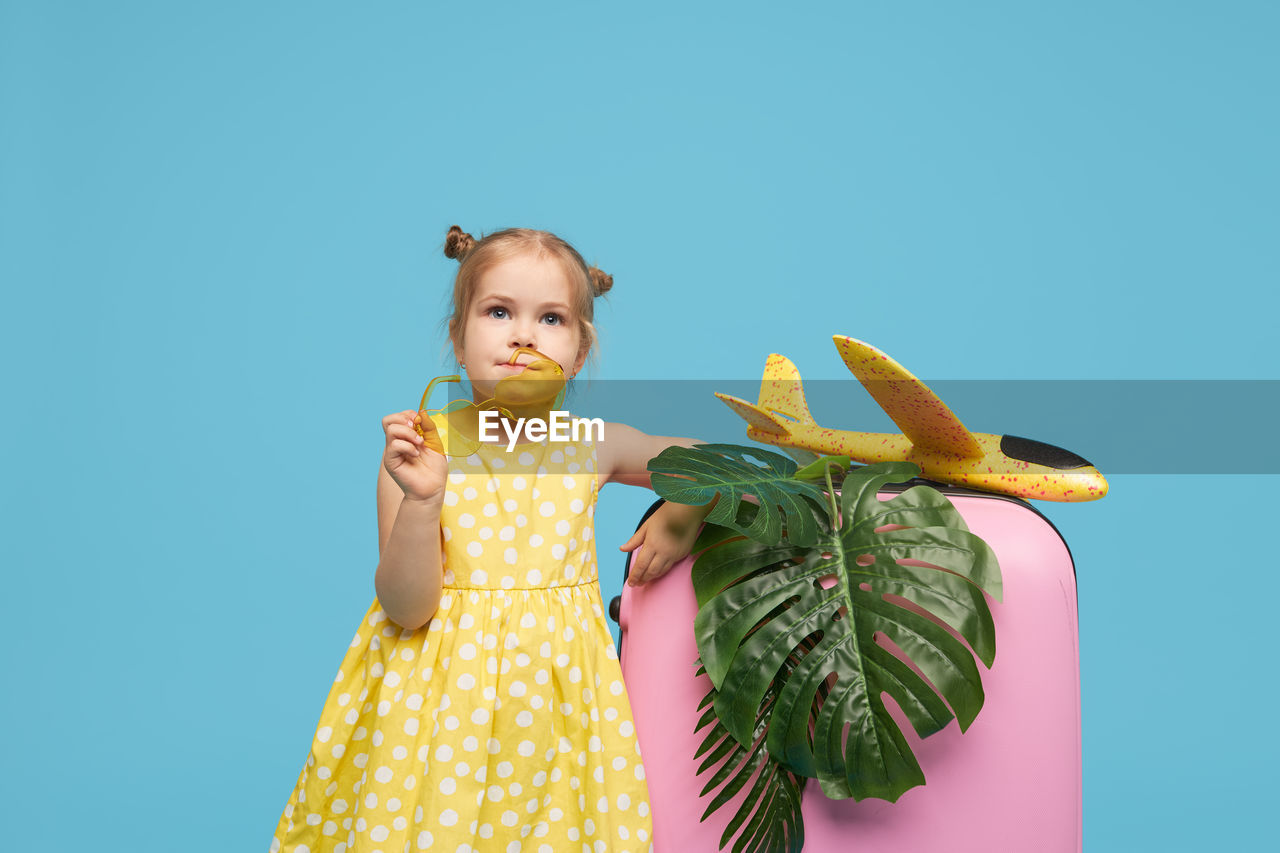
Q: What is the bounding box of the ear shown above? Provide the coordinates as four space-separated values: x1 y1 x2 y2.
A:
571 341 588 378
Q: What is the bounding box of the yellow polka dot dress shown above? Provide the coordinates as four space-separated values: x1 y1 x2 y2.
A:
272 419 653 852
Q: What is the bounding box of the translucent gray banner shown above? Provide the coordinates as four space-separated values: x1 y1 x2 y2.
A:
428 379 1280 474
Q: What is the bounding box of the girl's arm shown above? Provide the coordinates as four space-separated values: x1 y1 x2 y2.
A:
598 422 720 586
375 465 446 629
374 410 448 630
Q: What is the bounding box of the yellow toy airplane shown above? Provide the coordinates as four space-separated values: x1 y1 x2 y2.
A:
716 335 1108 502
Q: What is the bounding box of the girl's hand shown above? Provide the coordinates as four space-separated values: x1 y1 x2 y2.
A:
619 501 709 586
381 410 448 504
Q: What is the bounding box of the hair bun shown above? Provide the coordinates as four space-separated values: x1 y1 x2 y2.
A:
588 266 613 296
444 225 477 260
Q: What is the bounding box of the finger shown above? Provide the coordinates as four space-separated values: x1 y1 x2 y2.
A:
643 555 671 584
628 551 650 586
387 423 425 445
414 416 445 456
384 413 416 436
626 548 644 582
650 557 674 581
387 438 422 461
414 413 443 440
384 409 421 428
619 528 645 552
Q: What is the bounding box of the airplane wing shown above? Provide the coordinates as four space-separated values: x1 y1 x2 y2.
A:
832 335 984 458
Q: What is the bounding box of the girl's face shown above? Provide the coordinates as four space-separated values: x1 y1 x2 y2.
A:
454 252 586 401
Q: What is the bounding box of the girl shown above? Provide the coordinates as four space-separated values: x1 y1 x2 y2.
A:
271 226 713 853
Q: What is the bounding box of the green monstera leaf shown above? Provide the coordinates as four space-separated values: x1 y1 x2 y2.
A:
652 449 1002 850
691 670 806 853
648 444 831 547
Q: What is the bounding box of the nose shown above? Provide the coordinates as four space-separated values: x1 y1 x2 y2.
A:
509 321 536 351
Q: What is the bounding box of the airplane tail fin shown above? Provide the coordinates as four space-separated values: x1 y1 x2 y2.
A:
716 353 816 438
757 354 816 426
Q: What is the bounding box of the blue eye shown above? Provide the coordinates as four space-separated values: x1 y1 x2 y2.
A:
542 313 563 326
487 307 509 320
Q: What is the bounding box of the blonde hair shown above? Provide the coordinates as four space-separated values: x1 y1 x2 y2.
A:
443 225 612 369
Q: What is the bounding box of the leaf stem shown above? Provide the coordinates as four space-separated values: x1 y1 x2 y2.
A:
822 461 839 530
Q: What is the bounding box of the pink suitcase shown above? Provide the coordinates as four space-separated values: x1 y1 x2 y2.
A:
614 487 1082 852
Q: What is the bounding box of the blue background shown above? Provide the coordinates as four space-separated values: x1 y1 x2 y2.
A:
2 1 1276 849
